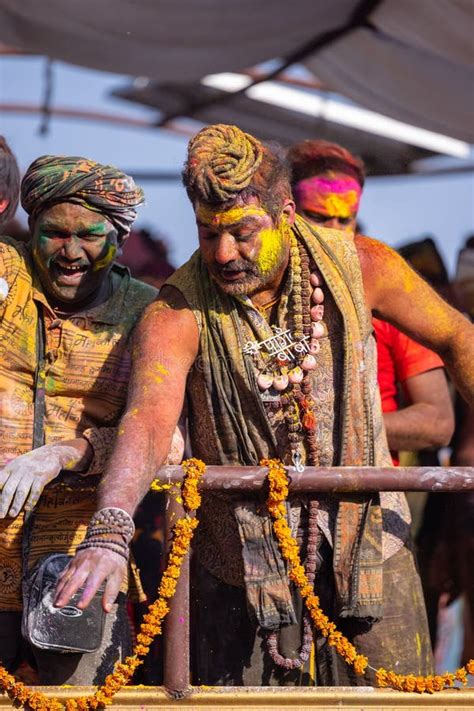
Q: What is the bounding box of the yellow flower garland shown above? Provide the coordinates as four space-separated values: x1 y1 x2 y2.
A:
263 457 474 693
0 458 205 710
1 456 472 705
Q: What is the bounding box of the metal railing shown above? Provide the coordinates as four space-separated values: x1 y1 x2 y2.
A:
159 465 474 697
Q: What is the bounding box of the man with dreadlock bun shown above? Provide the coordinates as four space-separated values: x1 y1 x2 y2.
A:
58 125 474 687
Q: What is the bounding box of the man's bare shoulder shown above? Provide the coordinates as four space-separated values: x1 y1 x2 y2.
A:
158 284 194 311
135 285 199 357
354 234 397 270
354 234 404 305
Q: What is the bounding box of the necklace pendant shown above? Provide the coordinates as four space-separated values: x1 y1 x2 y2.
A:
301 354 317 371
260 389 281 404
288 366 304 384
257 373 274 390
292 449 305 473
273 374 289 391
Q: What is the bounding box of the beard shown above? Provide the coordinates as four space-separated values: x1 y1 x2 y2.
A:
209 258 282 296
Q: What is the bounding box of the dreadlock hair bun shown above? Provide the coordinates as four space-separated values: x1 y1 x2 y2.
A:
185 124 264 203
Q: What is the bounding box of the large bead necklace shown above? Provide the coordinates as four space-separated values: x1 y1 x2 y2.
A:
241 231 325 671
245 233 324 471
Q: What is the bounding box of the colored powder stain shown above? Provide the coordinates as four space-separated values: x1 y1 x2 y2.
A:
19 330 35 355
415 632 421 657
147 362 170 384
320 192 358 218
93 243 117 271
255 225 286 277
86 222 109 236
294 176 361 218
196 204 267 227
45 374 55 393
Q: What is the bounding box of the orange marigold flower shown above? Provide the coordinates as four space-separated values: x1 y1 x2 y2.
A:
353 655 368 675
414 676 426 693
442 672 455 687
436 676 446 691
455 667 468 684
159 577 178 598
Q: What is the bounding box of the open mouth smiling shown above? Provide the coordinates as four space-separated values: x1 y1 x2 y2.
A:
52 262 89 284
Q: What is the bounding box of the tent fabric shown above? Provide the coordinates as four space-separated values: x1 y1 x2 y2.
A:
0 0 472 142
307 27 473 143
0 0 349 79
114 81 431 175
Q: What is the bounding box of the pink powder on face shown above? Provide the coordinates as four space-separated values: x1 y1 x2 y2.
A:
293 176 362 218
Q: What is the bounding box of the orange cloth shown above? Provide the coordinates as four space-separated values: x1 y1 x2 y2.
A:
373 318 444 465
0 237 156 610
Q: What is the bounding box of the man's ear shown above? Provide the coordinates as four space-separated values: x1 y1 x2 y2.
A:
27 215 35 237
0 198 9 215
116 229 129 254
281 199 296 225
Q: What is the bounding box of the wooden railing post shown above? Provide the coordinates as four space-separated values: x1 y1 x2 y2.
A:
163 494 191 698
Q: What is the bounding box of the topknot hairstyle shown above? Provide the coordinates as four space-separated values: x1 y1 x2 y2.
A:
184 124 263 203
183 124 291 221
287 140 365 189
0 136 20 228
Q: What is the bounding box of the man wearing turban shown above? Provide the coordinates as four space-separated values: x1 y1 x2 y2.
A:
58 127 474 687
0 156 161 683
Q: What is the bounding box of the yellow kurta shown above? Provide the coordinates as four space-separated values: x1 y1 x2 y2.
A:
0 237 156 610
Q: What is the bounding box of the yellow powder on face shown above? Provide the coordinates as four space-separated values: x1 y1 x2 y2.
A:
255 222 287 277
93 243 117 271
321 192 359 219
196 204 268 227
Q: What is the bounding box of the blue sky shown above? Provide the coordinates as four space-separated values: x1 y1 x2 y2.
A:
1 57 473 275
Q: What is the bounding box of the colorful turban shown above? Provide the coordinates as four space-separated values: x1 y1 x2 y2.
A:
184 124 263 203
21 155 144 237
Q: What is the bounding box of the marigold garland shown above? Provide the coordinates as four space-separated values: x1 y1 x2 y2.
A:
262 457 474 694
0 458 205 710
1 456 471 705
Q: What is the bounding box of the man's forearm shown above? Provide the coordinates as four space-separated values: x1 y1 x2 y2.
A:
383 405 453 452
96 410 174 517
55 438 94 472
443 328 474 406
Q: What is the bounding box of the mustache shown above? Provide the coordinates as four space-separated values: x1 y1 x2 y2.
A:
216 260 258 275
52 258 89 268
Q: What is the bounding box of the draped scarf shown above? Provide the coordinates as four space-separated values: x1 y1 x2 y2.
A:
167 216 386 623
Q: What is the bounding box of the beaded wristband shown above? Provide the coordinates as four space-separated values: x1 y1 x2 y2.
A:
77 540 129 561
88 507 135 545
81 535 129 552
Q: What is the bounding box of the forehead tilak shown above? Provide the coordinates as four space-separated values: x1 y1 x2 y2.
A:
196 204 268 227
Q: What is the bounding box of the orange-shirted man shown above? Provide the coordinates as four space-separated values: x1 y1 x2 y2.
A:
287 140 454 463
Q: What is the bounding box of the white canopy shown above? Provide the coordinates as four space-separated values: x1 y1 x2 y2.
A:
0 0 472 142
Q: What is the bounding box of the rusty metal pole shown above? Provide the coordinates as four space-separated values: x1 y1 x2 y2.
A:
163 493 191 698
158 465 474 493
